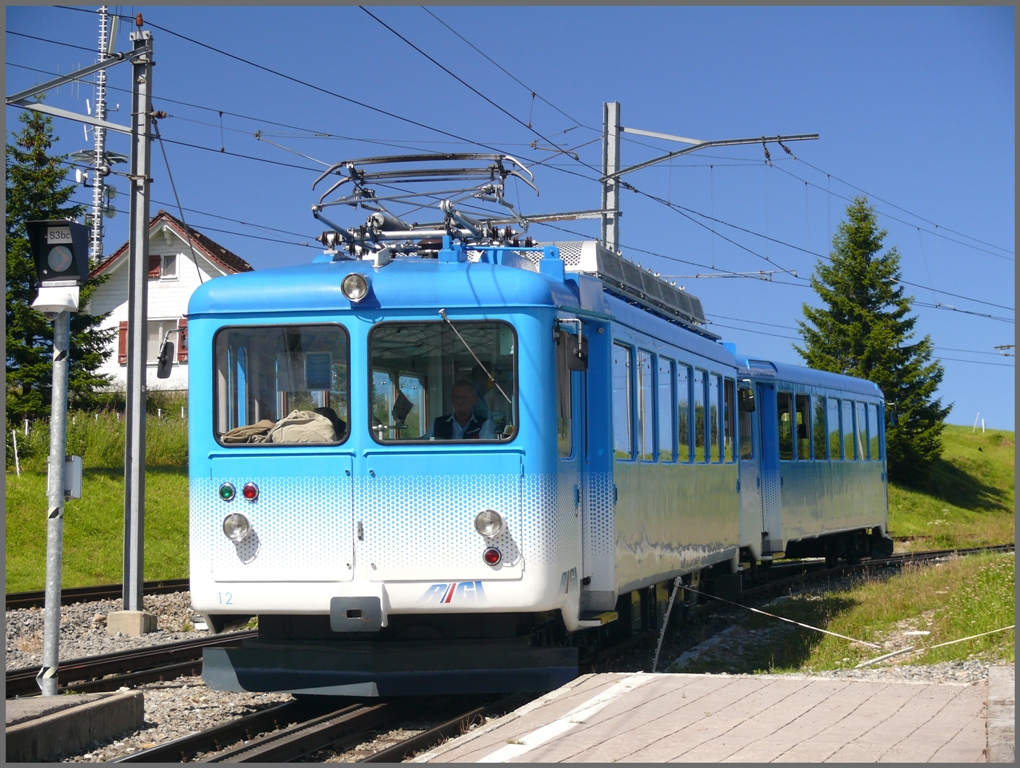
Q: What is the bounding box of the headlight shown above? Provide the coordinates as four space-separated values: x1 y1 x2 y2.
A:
341 273 369 302
474 509 504 538
223 512 251 543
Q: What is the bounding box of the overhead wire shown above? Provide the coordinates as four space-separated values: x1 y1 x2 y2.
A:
39 6 1013 270
651 179 1013 313
359 6 604 176
793 156 1014 257
7 61 493 160
137 18 517 158
420 6 596 134
389 12 1013 316
69 196 316 248
6 29 98 54
27 10 1011 323
771 163 1013 262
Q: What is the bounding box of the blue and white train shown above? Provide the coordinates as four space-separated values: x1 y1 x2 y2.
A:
177 155 893 697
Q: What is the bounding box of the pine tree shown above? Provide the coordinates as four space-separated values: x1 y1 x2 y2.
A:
795 196 951 485
6 109 114 425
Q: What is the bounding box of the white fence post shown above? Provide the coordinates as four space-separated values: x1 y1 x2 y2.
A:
12 429 21 477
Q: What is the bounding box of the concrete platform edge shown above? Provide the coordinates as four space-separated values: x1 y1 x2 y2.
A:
986 665 1015 763
5 691 145 762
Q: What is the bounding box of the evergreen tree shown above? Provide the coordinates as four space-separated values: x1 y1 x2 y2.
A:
795 196 951 485
6 109 114 425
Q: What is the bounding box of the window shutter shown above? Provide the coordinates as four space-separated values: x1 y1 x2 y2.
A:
177 317 188 363
148 255 161 278
118 321 128 364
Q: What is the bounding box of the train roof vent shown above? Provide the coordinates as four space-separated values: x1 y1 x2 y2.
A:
540 241 716 338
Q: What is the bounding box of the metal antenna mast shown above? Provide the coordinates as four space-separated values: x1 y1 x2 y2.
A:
90 7 111 263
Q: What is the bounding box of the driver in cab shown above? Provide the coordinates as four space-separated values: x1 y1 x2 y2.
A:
428 380 494 440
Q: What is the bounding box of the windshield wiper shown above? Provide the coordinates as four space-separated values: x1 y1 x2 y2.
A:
438 308 513 406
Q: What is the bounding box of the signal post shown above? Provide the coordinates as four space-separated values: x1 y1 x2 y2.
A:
26 221 90 696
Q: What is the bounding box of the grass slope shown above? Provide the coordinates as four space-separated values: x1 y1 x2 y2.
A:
888 425 1015 549
5 468 189 592
672 552 1014 673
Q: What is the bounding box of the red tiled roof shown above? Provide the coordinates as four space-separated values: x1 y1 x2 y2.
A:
90 210 254 277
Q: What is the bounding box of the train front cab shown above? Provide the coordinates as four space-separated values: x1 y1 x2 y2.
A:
736 358 894 566
187 245 628 696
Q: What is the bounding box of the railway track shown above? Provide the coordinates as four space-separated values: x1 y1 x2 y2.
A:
5 578 190 611
5 631 257 699
112 693 528 763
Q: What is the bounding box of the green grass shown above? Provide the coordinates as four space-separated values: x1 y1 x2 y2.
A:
8 409 188 473
888 424 1014 549
672 552 1015 674
5 467 189 592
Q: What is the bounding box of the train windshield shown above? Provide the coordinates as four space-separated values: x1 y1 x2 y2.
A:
213 324 350 445
369 321 517 443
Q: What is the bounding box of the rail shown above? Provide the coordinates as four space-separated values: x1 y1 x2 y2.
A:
6 631 257 698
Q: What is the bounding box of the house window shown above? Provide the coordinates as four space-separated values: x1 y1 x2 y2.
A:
161 254 176 279
147 319 176 363
148 254 178 280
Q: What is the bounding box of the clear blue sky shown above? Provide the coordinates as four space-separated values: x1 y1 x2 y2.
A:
7 6 1015 429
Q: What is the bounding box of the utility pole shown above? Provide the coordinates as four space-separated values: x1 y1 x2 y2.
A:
112 24 156 634
601 101 621 253
599 102 818 256
6 17 158 637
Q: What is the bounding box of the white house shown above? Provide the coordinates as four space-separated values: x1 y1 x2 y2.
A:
87 209 253 391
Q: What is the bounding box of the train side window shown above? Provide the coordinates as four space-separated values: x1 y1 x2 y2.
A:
738 387 754 461
777 390 794 460
677 364 692 462
795 393 811 460
709 374 722 462
693 368 707 462
637 350 655 462
612 343 634 460
813 395 828 460
723 378 736 463
828 398 842 459
868 403 882 460
658 358 675 462
856 402 868 460
842 399 857 460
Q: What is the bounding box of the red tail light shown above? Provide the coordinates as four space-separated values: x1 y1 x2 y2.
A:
483 547 501 565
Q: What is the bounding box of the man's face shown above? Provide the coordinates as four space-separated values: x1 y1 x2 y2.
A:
451 384 477 421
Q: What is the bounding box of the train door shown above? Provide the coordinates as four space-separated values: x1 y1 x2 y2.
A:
555 324 587 590
756 382 784 556
738 383 762 557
